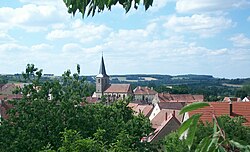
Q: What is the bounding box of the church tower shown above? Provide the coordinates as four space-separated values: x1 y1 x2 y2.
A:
96 55 110 98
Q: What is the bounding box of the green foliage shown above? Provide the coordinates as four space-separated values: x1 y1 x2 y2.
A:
0 64 155 151
164 132 189 152
0 74 8 84
175 102 250 151
58 129 104 152
63 0 153 18
179 102 209 115
236 84 250 98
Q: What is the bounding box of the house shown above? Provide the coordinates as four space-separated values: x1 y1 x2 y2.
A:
133 86 157 103
223 97 241 102
151 109 183 129
242 96 250 102
104 84 133 101
147 112 181 142
149 102 186 121
183 102 250 126
93 56 133 100
127 103 153 117
152 93 203 104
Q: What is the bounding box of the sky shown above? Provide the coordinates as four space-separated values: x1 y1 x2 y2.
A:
0 0 250 78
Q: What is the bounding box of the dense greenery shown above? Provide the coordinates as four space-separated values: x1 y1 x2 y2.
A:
164 103 250 152
0 74 8 84
236 84 250 99
0 64 155 151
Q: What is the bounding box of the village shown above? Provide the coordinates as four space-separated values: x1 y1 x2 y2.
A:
1 56 250 144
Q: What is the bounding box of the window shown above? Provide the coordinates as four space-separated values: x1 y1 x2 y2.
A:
98 79 100 83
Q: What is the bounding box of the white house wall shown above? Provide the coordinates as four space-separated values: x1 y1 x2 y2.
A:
149 103 161 121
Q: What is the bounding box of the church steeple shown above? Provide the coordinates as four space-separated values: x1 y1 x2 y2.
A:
96 54 110 97
98 55 108 77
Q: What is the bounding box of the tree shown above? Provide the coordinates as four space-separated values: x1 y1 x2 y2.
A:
0 64 155 151
164 132 189 152
63 0 153 17
236 84 250 98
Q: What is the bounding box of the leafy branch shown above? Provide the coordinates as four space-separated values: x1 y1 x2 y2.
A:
63 0 153 17
178 102 250 151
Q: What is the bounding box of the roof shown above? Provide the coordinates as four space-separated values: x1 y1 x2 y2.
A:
0 94 23 100
223 97 241 102
193 95 204 101
85 97 99 104
96 56 108 78
188 102 250 126
135 105 153 117
155 93 203 102
158 102 186 110
127 103 139 111
148 114 181 142
133 86 157 95
151 109 182 129
104 84 131 93
127 103 153 117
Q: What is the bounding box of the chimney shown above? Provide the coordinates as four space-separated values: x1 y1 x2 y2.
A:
229 102 233 116
172 110 175 117
165 112 168 121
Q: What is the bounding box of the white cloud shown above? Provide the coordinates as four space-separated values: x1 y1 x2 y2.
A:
230 34 250 47
149 0 172 12
0 3 68 32
19 0 64 6
0 33 16 43
31 43 53 52
176 0 250 13
47 19 111 44
163 14 233 37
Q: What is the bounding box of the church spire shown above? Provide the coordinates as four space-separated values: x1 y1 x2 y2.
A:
98 55 108 77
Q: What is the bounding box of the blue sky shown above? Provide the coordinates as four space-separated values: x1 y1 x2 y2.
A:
0 0 250 78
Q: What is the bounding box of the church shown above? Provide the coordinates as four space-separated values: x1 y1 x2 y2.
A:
92 56 133 100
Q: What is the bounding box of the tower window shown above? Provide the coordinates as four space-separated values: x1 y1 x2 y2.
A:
98 79 100 83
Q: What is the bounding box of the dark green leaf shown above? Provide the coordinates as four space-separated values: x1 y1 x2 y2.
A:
179 102 209 115
186 114 201 149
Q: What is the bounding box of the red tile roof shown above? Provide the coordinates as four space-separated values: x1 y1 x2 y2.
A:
85 97 99 104
156 93 203 102
127 103 153 117
133 86 157 95
148 114 181 142
127 103 139 111
158 102 186 110
151 109 182 129
189 102 250 126
136 105 154 117
104 84 131 93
